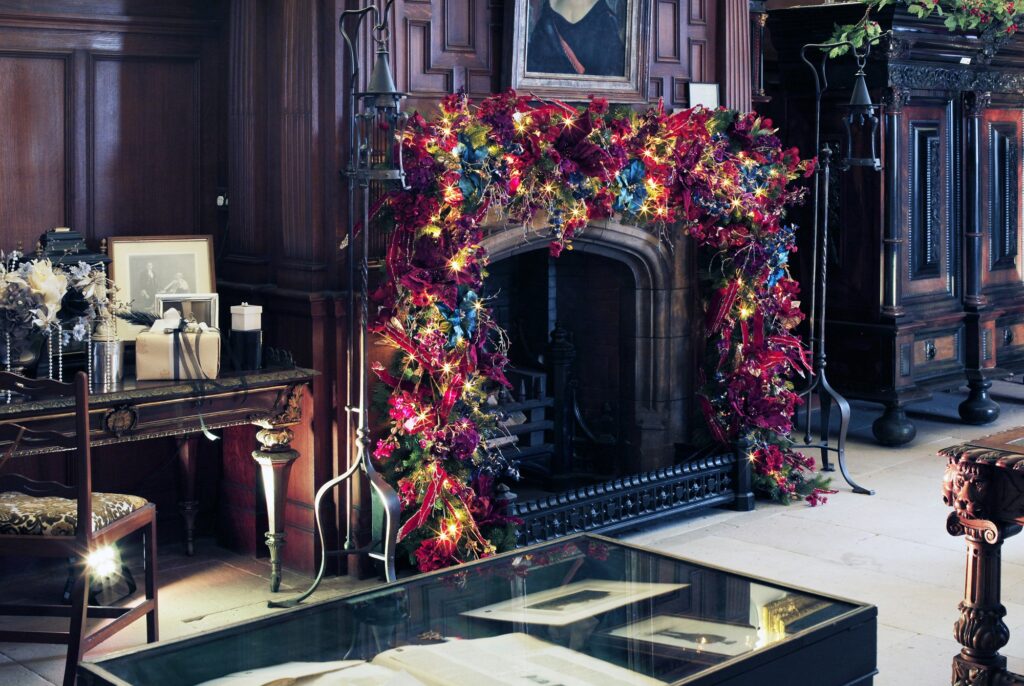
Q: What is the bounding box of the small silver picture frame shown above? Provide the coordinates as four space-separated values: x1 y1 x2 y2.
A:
155 292 219 329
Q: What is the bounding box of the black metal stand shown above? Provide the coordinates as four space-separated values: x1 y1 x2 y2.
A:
796 41 876 496
268 3 402 609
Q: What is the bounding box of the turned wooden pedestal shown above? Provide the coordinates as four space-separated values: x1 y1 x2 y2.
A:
942 432 1024 685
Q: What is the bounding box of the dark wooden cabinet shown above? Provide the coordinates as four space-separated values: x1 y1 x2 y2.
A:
769 4 1024 444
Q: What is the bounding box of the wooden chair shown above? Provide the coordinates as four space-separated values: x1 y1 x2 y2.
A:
0 371 157 686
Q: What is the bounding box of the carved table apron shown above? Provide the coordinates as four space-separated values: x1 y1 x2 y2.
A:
0 368 316 593
942 429 1024 686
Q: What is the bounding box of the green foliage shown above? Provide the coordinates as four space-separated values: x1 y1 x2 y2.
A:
827 0 1021 57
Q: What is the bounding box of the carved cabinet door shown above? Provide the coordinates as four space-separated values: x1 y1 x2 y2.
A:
902 99 958 304
981 108 1024 290
983 107 1024 371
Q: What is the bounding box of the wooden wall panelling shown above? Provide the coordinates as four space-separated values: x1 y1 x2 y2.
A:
0 51 70 252
391 0 496 109
91 55 201 237
649 0 691 106
224 0 270 284
268 0 328 293
0 8 224 249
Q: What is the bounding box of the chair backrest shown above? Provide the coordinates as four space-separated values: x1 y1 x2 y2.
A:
0 371 93 542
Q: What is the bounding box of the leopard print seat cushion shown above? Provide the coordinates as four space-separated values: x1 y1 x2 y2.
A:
0 491 148 536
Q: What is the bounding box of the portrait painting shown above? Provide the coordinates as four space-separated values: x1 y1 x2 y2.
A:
107 235 215 341
508 0 649 102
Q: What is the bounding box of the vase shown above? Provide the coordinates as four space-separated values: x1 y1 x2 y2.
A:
1 332 46 378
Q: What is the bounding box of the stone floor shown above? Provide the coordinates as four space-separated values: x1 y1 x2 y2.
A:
6 380 1024 684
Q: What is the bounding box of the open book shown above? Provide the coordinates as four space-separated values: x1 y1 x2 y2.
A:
198 633 664 686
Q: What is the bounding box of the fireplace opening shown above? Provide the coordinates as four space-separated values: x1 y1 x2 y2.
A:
487 249 638 495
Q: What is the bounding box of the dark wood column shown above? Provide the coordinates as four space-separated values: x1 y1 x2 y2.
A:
224 0 269 285
719 0 751 111
881 87 909 319
960 91 1000 425
219 0 346 576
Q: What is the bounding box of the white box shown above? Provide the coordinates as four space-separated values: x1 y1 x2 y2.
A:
230 303 262 332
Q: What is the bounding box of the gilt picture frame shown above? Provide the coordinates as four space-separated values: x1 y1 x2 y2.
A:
107 235 216 341
506 0 650 103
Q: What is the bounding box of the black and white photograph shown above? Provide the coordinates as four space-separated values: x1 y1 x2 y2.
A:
130 255 198 314
107 235 216 340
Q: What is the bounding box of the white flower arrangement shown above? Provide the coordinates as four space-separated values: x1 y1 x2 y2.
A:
0 255 127 352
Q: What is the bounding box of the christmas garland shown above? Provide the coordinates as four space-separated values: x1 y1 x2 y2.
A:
369 91 832 574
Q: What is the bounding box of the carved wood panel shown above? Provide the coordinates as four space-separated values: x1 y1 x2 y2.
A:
0 4 223 250
390 0 497 110
91 56 202 238
981 108 1024 290
647 0 715 107
0 53 69 252
902 101 956 301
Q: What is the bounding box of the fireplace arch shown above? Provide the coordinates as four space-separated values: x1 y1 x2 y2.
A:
482 218 693 474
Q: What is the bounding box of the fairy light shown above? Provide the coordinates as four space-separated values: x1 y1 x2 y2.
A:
443 184 461 204
364 91 814 569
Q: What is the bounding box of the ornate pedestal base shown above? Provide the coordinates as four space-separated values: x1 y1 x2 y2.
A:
253 431 298 593
251 384 304 592
942 443 1024 686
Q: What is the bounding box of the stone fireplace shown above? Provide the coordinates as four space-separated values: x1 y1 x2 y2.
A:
481 220 747 544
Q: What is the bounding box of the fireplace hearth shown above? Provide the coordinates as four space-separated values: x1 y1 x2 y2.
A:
480 220 752 543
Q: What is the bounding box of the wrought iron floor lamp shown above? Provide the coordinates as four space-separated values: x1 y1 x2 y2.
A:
795 36 889 496
270 1 403 609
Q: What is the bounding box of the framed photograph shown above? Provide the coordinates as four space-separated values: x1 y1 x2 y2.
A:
461 580 686 627
507 0 650 103
688 82 720 109
607 615 758 659
107 235 216 341
155 293 219 329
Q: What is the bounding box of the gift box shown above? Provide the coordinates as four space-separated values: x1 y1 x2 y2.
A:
136 310 221 381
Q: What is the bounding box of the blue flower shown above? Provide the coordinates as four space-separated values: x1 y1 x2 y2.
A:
437 290 480 348
457 134 488 166
613 159 647 215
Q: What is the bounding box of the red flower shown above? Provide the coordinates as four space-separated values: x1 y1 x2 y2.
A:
414 537 458 572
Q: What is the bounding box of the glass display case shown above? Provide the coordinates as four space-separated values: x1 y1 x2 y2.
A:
79 534 876 686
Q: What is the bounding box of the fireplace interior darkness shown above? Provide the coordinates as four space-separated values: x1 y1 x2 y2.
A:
487 249 638 494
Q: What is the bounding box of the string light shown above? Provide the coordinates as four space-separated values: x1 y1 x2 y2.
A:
373 91 817 573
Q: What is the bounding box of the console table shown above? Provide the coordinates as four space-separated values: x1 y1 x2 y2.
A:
0 367 315 592
941 429 1024 684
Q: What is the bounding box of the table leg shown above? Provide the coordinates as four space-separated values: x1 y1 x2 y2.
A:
949 515 1012 684
252 425 298 593
176 436 200 556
